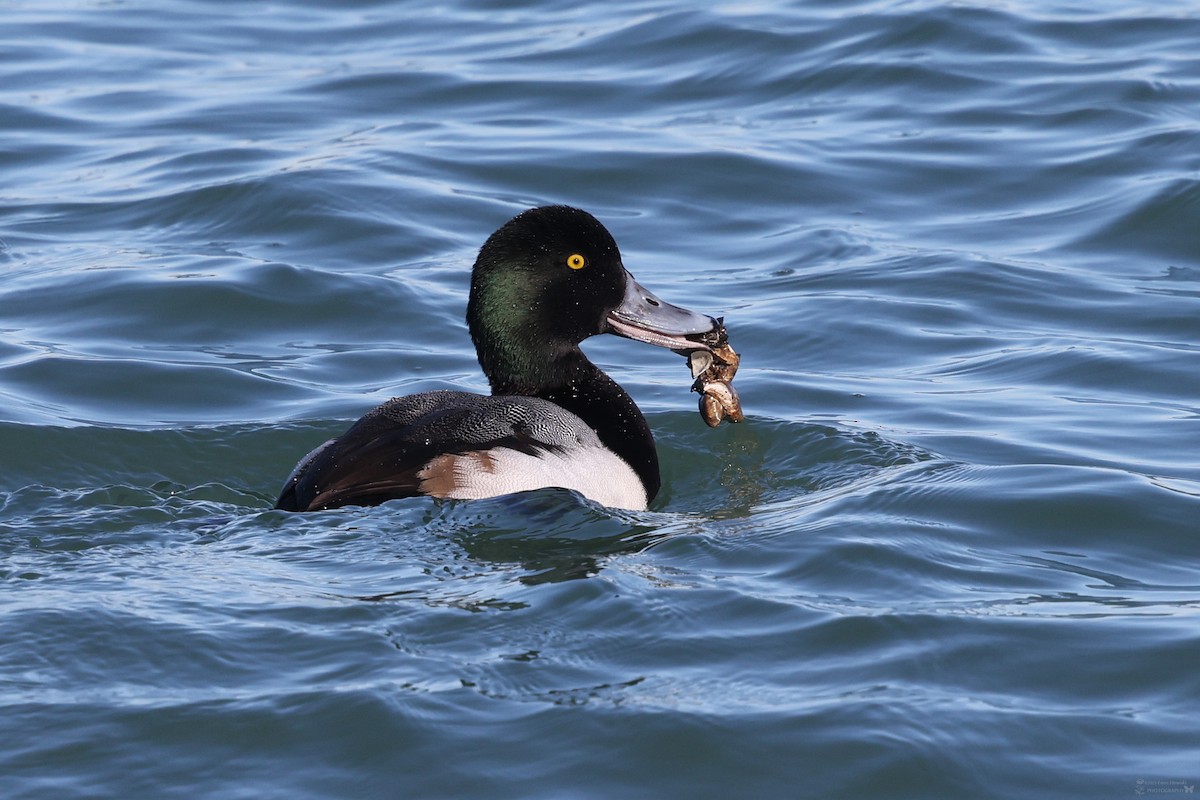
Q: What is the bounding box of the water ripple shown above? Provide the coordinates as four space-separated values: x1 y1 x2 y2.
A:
3 1 1199 797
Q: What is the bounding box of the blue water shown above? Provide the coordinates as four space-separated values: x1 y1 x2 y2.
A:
2 1 1199 797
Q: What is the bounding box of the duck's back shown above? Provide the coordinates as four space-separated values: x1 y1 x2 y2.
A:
274 390 648 512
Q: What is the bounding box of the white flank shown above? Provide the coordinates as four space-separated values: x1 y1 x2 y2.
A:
420 446 648 511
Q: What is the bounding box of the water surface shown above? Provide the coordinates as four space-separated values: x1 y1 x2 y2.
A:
2 1 1198 798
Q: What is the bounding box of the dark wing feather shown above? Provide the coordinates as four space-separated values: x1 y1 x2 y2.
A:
274 390 596 512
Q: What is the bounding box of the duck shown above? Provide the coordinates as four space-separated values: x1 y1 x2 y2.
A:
274 205 723 513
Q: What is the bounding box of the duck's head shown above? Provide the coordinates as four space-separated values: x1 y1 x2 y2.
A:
468 206 721 389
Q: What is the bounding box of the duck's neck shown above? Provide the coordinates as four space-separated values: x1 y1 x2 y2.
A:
487 349 660 503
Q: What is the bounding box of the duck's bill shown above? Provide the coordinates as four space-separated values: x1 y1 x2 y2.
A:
605 271 725 352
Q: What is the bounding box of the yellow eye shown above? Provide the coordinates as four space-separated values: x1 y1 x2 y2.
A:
566 253 587 270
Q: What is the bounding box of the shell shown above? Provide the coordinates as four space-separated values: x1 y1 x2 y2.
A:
698 380 744 427
689 338 744 426
699 389 725 427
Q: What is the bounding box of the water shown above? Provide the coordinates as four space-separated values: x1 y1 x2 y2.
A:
2 1 1198 797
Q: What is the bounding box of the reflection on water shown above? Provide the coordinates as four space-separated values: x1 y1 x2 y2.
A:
2 0 1199 797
